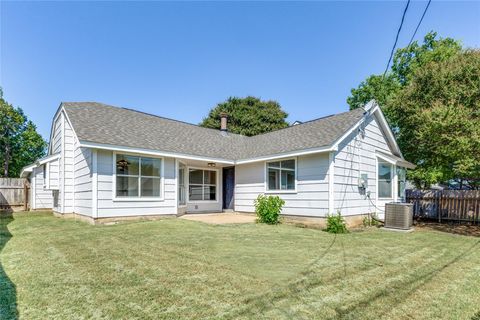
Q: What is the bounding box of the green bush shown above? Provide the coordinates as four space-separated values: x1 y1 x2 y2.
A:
326 212 348 233
254 195 285 224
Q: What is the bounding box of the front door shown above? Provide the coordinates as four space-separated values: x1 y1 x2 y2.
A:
222 167 235 210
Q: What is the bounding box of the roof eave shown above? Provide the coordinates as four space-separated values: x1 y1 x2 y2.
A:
376 151 416 169
235 145 336 165
20 164 36 178
78 140 236 165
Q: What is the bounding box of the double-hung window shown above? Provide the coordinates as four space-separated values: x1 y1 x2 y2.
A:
116 154 162 198
267 159 296 191
188 169 217 201
378 161 393 198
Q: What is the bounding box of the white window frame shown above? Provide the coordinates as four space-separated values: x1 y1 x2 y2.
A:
264 157 297 194
396 166 406 201
186 166 219 203
112 151 165 202
377 159 393 199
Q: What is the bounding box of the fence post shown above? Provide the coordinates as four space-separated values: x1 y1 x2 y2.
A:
437 191 441 223
24 181 28 211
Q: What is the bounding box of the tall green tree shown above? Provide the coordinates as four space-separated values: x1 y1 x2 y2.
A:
346 32 478 188
347 32 462 128
392 50 480 189
200 96 289 136
0 89 47 177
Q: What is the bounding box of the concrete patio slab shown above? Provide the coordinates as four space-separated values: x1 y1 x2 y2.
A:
180 213 256 224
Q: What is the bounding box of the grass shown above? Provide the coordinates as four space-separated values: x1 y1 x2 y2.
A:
1 212 479 319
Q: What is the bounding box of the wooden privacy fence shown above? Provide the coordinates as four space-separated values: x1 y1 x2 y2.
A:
406 189 480 223
0 178 30 211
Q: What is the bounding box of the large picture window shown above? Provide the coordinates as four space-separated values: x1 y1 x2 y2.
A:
188 169 217 201
116 154 162 198
378 161 392 198
267 159 296 191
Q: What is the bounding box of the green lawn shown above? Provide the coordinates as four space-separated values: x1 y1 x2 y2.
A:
1 212 479 320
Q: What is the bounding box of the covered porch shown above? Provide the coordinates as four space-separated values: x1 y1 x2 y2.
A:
176 158 235 215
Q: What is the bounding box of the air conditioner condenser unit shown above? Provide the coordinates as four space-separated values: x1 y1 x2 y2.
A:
385 203 413 230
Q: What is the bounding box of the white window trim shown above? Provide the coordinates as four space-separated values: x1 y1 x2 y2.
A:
186 166 219 203
112 151 165 202
264 157 298 194
396 166 406 201
43 163 50 190
393 165 399 202
377 158 394 200
177 160 187 207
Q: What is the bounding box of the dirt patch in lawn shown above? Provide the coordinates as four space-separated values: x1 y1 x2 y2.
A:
414 220 480 237
180 213 256 224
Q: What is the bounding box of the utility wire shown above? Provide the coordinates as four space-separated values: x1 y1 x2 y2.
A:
383 0 411 77
407 0 432 47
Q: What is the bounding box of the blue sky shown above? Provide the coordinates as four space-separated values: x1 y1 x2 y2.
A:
1 1 479 140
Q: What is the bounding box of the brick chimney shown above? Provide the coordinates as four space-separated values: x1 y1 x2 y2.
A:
220 112 228 132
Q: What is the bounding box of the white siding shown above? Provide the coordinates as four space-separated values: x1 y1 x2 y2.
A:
63 117 75 213
48 159 60 190
96 150 176 217
235 153 330 217
333 114 393 217
51 114 63 212
52 114 62 154
31 166 53 209
49 111 75 213
74 145 92 216
235 161 267 214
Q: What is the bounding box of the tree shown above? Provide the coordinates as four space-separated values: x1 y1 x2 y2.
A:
0 89 47 177
346 32 478 188
347 74 401 128
347 32 462 112
392 50 480 189
200 96 289 136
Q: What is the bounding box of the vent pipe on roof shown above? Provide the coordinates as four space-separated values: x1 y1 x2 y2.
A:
220 112 228 132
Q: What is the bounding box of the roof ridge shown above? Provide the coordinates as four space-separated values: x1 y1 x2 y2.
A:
62 101 248 138
121 107 248 138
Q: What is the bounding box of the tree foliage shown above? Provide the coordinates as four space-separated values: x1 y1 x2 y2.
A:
347 32 479 188
0 89 47 177
348 32 462 112
392 50 480 189
200 96 289 136
347 74 401 127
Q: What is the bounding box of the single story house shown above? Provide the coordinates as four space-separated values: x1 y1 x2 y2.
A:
21 100 415 224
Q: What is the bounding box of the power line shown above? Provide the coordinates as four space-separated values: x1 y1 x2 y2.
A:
383 0 411 77
407 0 432 47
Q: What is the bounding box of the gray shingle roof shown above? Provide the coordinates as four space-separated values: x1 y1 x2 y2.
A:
242 108 365 159
62 102 365 161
